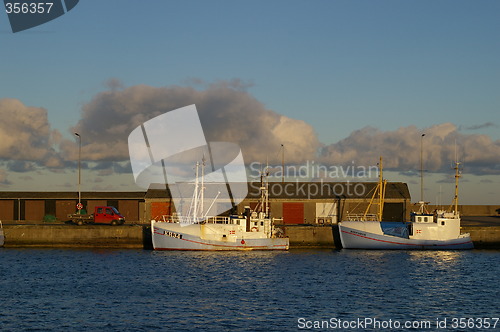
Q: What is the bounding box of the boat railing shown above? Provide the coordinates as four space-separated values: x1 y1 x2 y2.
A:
345 214 379 221
205 216 232 224
155 215 242 225
272 218 283 224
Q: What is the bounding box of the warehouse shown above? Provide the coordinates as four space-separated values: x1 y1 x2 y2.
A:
145 181 411 224
0 181 410 224
0 192 145 222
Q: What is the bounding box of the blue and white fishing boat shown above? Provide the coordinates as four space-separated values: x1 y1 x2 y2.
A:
338 157 473 250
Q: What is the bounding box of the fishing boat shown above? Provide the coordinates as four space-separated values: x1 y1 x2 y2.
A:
151 161 289 251
338 157 473 250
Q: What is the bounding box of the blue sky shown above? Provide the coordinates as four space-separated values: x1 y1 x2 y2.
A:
1 0 499 204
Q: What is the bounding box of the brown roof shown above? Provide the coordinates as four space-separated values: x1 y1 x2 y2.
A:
0 192 146 200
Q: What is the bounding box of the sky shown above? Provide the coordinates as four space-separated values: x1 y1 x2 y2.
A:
1 0 499 205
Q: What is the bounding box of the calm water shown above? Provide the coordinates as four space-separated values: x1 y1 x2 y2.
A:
0 249 499 331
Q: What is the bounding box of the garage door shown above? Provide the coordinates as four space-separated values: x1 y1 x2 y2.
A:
25 200 45 221
283 202 304 224
56 201 76 221
119 200 139 221
0 200 14 220
151 202 171 219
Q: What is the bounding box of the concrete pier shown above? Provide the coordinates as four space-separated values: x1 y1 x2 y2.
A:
2 224 145 248
1 218 500 249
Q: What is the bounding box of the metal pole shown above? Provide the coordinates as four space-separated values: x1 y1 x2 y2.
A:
74 133 81 211
281 144 284 183
420 133 425 202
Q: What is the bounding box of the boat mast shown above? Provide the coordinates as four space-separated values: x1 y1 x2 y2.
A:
193 161 199 221
363 156 387 221
450 160 461 214
420 133 425 202
201 157 205 218
377 156 386 221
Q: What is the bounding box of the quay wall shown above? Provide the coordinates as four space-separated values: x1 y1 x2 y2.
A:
2 224 500 249
462 226 500 249
2 225 145 248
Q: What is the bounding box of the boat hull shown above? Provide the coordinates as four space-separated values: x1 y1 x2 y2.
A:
152 221 289 251
339 224 474 250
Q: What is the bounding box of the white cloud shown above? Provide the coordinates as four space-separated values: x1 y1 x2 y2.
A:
320 123 500 175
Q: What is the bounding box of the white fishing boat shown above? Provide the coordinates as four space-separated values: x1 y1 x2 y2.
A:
338 157 473 250
151 162 289 251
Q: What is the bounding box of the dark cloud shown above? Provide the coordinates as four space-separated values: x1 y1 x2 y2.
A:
66 82 321 165
7 161 37 173
461 122 497 130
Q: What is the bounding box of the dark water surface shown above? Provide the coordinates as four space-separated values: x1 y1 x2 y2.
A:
0 249 499 331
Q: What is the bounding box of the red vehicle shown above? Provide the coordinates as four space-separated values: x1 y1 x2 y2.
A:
68 206 125 226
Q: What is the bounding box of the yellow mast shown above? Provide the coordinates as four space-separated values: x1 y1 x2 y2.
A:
363 156 387 221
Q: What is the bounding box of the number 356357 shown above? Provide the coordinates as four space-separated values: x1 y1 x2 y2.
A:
5 2 54 14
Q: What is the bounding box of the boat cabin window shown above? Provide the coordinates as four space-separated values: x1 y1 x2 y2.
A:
441 221 445 226
424 217 428 222
261 222 264 226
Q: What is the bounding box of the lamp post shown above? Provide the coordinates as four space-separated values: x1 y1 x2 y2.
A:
420 133 425 202
74 132 81 212
281 144 284 183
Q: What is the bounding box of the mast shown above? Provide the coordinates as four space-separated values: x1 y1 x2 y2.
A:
363 156 387 221
420 133 425 202
193 161 199 220
377 156 386 221
201 157 205 218
451 160 461 214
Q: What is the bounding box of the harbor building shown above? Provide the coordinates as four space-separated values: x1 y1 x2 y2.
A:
0 192 145 222
145 181 411 224
0 182 410 223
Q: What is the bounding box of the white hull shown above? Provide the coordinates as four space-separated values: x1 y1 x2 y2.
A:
152 221 289 251
339 224 473 250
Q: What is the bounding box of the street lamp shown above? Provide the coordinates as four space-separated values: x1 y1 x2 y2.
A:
74 132 81 213
281 144 284 183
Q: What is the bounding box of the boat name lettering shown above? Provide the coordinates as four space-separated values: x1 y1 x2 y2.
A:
351 230 366 237
164 231 182 239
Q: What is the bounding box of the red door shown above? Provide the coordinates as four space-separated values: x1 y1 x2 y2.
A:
283 202 304 224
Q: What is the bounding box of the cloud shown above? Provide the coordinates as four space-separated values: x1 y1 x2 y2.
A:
0 98 64 169
320 123 500 175
0 169 11 185
461 122 497 130
66 81 321 165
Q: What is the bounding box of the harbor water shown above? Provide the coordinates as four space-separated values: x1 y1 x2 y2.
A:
0 249 498 331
